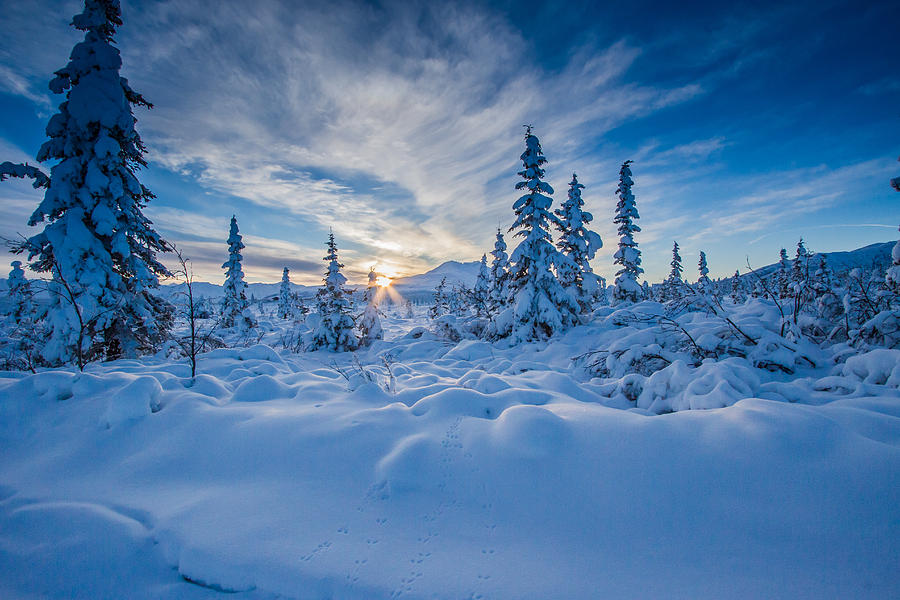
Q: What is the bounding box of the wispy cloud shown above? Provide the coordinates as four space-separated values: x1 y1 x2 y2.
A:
1 0 894 285
109 1 710 280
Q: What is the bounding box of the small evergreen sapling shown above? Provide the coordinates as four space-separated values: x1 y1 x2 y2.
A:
471 255 491 317
730 270 744 304
662 241 684 301
429 276 450 319
358 267 383 346
1 261 41 371
776 248 791 299
697 251 712 293
6 261 33 323
489 228 509 314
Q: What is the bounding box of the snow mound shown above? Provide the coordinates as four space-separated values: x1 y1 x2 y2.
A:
841 349 900 387
100 376 163 428
638 358 761 413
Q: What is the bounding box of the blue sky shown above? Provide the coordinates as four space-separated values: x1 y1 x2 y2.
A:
0 0 897 284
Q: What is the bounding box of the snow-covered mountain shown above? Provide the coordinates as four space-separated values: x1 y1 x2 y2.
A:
741 240 894 280
391 260 481 291
150 261 479 302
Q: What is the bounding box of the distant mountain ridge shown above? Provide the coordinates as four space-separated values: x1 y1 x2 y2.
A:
738 241 894 281
3 242 893 297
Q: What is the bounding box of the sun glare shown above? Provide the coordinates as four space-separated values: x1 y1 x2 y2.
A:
376 276 393 287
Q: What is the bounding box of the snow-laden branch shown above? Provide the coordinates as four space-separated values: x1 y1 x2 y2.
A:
0 161 50 189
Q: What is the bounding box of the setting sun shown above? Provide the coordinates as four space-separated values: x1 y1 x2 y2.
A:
376 276 392 287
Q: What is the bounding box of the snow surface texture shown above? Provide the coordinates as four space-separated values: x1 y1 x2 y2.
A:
1 304 899 599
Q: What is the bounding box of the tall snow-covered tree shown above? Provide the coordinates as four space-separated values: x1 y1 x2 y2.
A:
221 215 249 327
2 0 171 364
612 160 643 303
277 267 292 319
310 232 357 351
497 127 579 342
471 254 491 317
489 228 509 313
555 173 603 312
358 267 383 346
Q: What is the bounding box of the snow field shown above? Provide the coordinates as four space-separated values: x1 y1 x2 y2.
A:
1 307 899 599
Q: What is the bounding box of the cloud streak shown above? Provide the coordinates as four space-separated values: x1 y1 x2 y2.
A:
0 0 895 284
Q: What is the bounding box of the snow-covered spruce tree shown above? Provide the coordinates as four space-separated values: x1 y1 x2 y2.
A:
471 254 491 317
6 261 33 323
221 215 249 328
2 261 41 371
662 241 684 301
751 279 765 299
496 127 579 342
730 270 744 304
887 227 900 295
776 248 790 299
791 239 809 289
852 228 900 347
310 232 357 352
787 238 812 324
812 253 842 337
489 228 509 314
429 276 449 319
2 0 171 365
358 267 383 346
697 251 711 294
277 267 292 319
555 173 603 312
612 160 644 303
